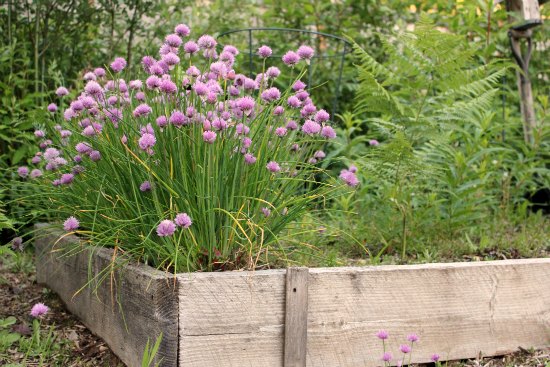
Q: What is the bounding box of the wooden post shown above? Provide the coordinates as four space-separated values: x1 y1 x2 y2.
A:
284 267 309 367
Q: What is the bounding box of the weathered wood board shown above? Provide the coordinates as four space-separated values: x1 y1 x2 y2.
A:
35 224 178 367
178 259 550 367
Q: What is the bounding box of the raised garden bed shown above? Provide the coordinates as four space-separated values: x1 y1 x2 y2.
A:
35 224 550 367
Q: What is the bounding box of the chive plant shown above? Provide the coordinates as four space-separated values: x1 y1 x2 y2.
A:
17 25 357 272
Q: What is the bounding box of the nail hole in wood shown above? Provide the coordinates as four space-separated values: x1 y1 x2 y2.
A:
293 288 297 292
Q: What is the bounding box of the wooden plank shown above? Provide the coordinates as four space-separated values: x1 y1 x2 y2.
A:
34 223 178 367
178 259 550 367
284 267 308 367
178 270 286 367
305 260 550 366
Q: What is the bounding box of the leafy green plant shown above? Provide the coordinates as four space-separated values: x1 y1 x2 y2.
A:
0 317 20 351
330 16 547 259
141 333 163 367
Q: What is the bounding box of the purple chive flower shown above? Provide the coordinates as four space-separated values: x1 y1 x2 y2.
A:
165 33 182 48
56 87 69 97
138 133 156 151
258 45 272 58
84 81 103 96
282 51 300 66
157 220 176 237
261 207 271 217
261 87 281 102
244 153 256 165
197 35 217 50
110 57 127 72
184 41 199 54
266 66 280 78
376 330 389 340
169 111 186 127
340 168 359 187
300 102 316 116
63 216 79 231
223 45 239 55
94 67 106 77
175 213 192 228
293 80 306 91
286 120 299 130
407 333 419 343
314 109 330 123
175 23 191 37
431 354 440 362
135 91 146 101
369 139 380 146
60 173 74 185
162 52 180 66
34 130 45 138
297 45 315 60
63 108 75 120
17 166 29 178
82 126 97 137
273 106 284 115
349 165 358 173
30 303 49 318
47 103 58 112
129 80 143 89
31 155 41 164
275 127 287 137
400 344 412 354
203 130 217 144
234 124 249 136
321 125 337 139
89 150 101 162
192 81 209 96
140 181 152 192
314 150 326 159
381 352 392 362
287 96 301 108
133 103 153 117
266 161 281 173
146 75 161 89
212 118 228 130
11 237 24 251
301 120 321 135
236 96 255 115
156 115 168 128
75 142 92 154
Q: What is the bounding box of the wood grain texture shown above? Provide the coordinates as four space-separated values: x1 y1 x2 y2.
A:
178 259 550 367
178 270 286 367
306 260 550 366
34 224 178 367
284 267 309 367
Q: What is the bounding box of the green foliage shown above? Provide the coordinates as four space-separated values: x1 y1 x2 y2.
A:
0 317 20 351
327 17 549 259
141 333 163 367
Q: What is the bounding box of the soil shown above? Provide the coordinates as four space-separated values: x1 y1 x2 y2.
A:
0 256 123 366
